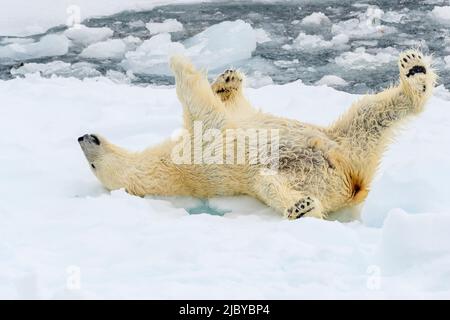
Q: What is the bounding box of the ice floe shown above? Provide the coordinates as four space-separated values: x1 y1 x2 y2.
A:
335 47 399 70
146 19 184 35
122 20 257 75
64 25 114 46
0 34 69 61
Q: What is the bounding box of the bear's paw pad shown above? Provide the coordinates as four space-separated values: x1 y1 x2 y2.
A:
286 196 316 220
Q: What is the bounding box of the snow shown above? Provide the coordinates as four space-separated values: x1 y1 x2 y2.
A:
0 0 207 37
379 210 450 273
315 75 348 87
1 73 450 298
122 20 257 75
0 34 70 61
146 19 184 35
430 6 450 25
64 25 114 46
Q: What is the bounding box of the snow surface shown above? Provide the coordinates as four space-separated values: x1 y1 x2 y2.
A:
1 74 450 299
0 0 209 36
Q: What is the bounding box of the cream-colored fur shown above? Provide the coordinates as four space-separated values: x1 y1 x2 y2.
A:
79 49 436 220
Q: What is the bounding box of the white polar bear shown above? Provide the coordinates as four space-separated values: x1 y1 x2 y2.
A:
79 49 436 220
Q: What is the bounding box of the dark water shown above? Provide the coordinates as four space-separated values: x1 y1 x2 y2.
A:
0 0 449 93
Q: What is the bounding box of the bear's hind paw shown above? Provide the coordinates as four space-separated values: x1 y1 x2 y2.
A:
285 196 323 220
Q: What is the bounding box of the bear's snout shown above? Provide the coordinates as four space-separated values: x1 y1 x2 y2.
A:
78 134 100 145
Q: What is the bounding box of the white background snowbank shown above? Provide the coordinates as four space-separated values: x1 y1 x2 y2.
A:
1 74 450 299
0 0 208 36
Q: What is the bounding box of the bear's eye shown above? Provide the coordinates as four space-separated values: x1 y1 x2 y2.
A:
91 164 96 169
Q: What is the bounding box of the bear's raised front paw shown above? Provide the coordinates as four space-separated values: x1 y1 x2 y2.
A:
398 50 434 94
212 69 243 101
285 196 319 220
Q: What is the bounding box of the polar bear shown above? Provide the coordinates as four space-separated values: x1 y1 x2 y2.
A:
79 50 436 220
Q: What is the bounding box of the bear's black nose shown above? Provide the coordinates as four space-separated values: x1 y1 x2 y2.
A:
78 134 100 145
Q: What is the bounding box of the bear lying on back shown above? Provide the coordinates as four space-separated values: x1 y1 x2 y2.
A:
79 49 436 220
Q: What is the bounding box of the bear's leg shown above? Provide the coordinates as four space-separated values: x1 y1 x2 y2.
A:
170 55 227 131
78 134 189 196
328 50 436 170
211 69 244 102
251 174 324 219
